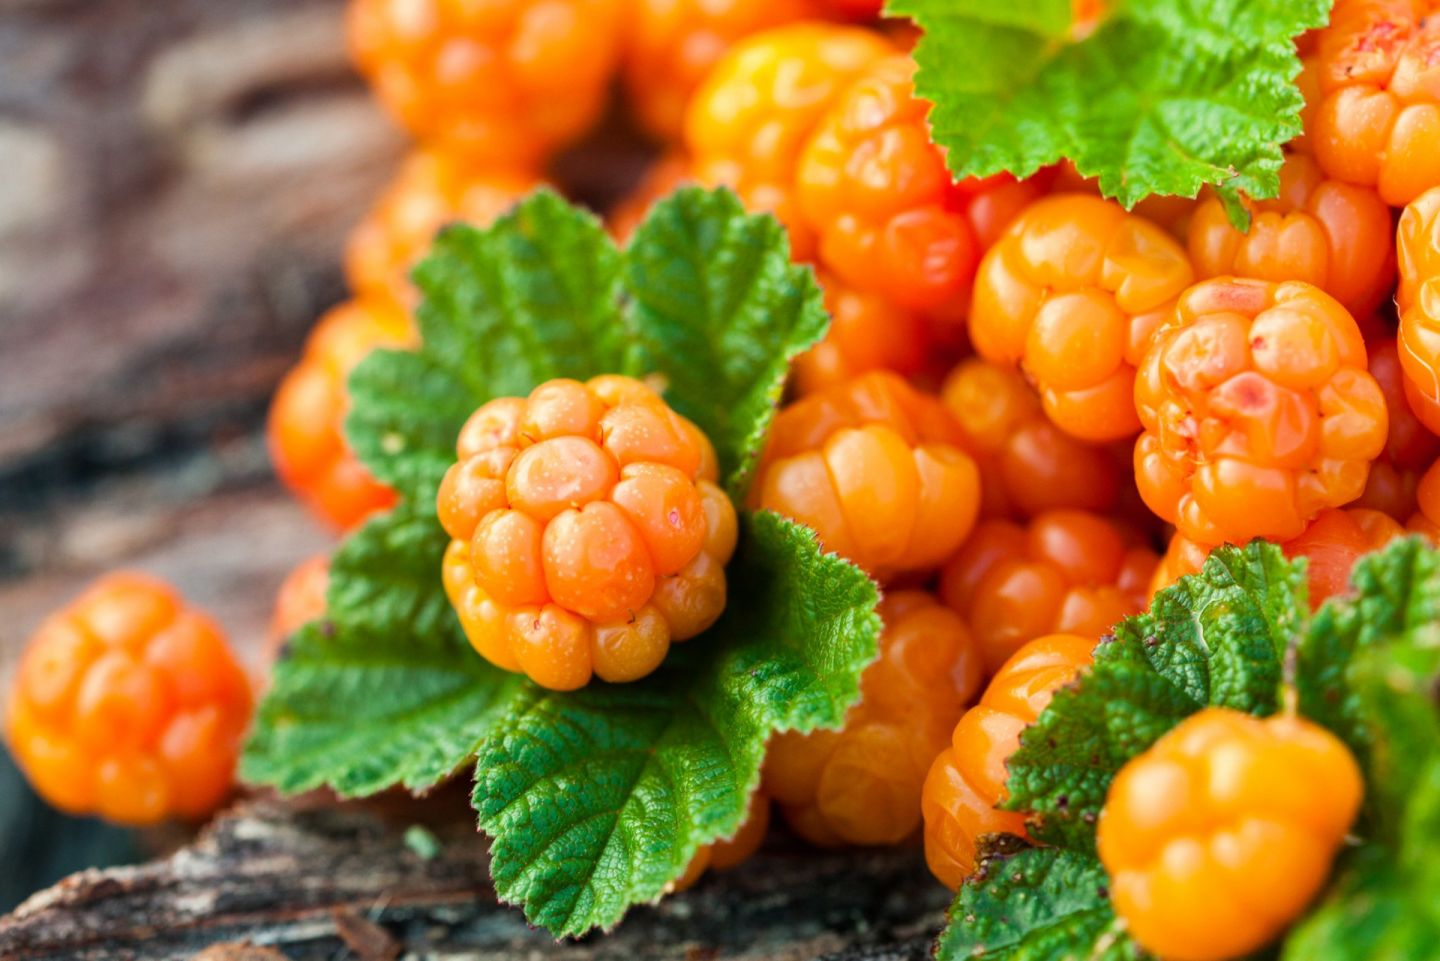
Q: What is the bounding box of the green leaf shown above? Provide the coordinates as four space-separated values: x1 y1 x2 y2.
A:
892 0 1329 207
474 511 880 936
625 187 828 497
241 505 524 796
1006 542 1306 850
936 840 1144 961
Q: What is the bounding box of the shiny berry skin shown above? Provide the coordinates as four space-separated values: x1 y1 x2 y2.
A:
1397 188 1440 434
673 790 771 891
1187 153 1396 317
345 149 537 311
346 0 623 166
268 555 330 655
971 193 1194 442
796 55 1050 345
792 271 937 395
940 358 1124 519
939 512 1156 674
754 371 982 579
268 300 413 531
921 634 1095 889
1134 278 1387 545
1098 709 1363 961
621 0 820 142
1357 336 1440 518
1306 0 1440 207
438 376 736 690
4 573 254 826
684 23 894 262
764 591 983 846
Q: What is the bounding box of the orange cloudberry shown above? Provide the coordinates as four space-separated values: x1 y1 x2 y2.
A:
1099 709 1362 961
673 790 771 891
438 376 736 690
920 633 1095 889
971 193 1194 442
268 299 413 531
5 573 254 826
346 0 623 166
1050 162 1197 239
754 371 981 579
268 555 330 656
791 272 938 395
763 591 983 846
1356 336 1440 518
1406 456 1440 540
1134 278 1387 545
938 511 1156 674
684 23 894 262
1306 0 1440 207
1397 188 1440 434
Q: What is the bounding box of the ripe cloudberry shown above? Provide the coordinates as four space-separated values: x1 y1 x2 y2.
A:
684 23 894 261
796 55 1051 347
1098 709 1362 961
346 0 623 166
268 299 412 531
763 591 983 846
345 149 537 311
1050 162 1196 239
754 371 981 579
1406 456 1440 540
5 574 254 825
1397 188 1440 433
438 376 737 690
1134 278 1387 545
971 193 1194 442
1187 153 1395 317
938 512 1156 674
791 272 937 395
940 358 1124 518
920 634 1094 889
1356 336 1440 518
673 791 771 891
1306 0 1440 207
268 555 330 655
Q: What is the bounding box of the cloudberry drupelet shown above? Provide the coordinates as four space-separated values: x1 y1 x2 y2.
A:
921 634 1095 889
796 55 1051 347
754 371 981 579
970 193 1194 442
438 376 737 690
5 574 254 825
1099 709 1362 961
684 24 894 261
763 591 983 846
791 272 937 396
1134 278 1387 546
268 555 330 656
1187 152 1396 317
1405 456 1440 540
940 358 1124 519
268 299 413 531
345 149 537 311
1397 189 1440 433
938 511 1156 674
1305 0 1440 207
673 791 771 891
1356 336 1440 518
346 0 623 166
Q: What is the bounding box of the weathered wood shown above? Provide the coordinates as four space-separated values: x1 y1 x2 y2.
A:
0 791 950 960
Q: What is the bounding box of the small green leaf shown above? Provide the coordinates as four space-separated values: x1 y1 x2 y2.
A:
474 512 880 936
936 840 1143 961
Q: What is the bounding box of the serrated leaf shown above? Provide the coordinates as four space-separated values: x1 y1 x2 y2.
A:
474 511 880 936
625 187 828 497
1006 542 1306 850
937 841 1144 961
892 0 1328 207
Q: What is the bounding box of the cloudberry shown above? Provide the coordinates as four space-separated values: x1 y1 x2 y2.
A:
1356 337 1440 518
438 376 736 690
1050 162 1196 238
920 634 1095 889
268 299 413 530
796 55 1051 347
1099 709 1362 961
754 371 981 579
268 555 330 655
938 512 1156 674
1187 153 1396 317
673 791 771 891
1134 278 1387 545
1397 189 1440 433
940 358 1124 518
684 23 894 261
621 0 820 142
971 193 1194 442
5 573 254 825
345 149 537 311
1306 0 1440 207
792 272 937 395
763 591 983 846
1406 456 1440 540
346 0 623 166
